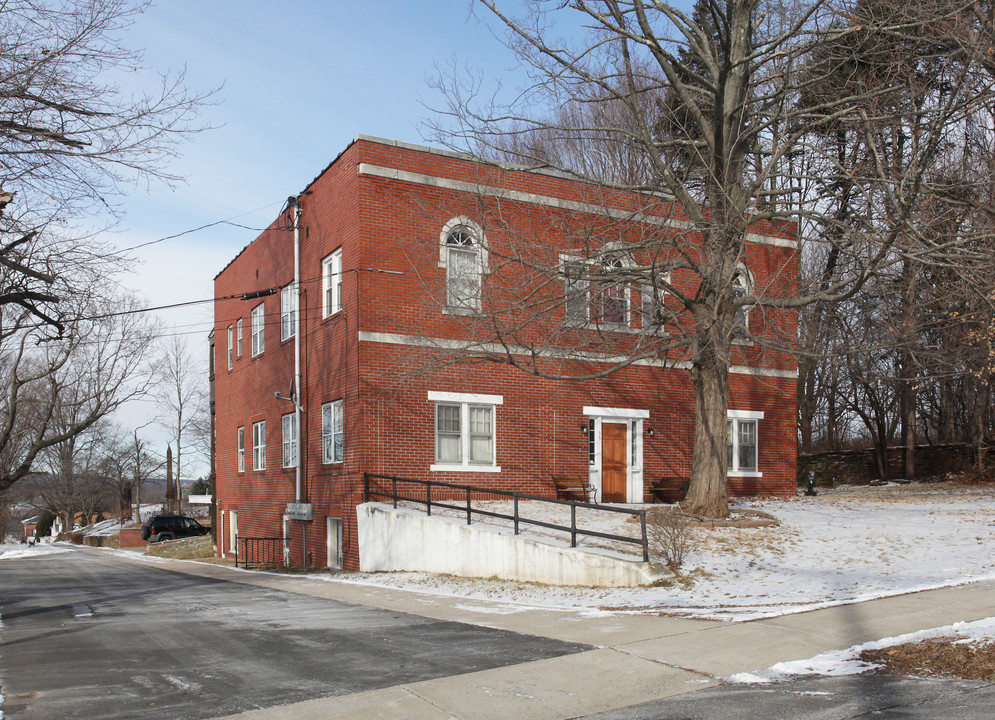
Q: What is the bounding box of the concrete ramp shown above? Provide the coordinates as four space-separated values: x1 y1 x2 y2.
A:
357 502 671 587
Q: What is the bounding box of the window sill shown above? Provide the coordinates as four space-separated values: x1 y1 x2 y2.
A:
442 307 480 317
566 321 667 335
430 464 501 473
728 470 762 478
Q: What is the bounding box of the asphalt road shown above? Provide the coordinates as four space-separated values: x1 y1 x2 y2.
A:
0 548 589 719
578 675 995 720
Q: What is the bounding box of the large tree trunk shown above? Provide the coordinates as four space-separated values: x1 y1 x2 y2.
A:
683 317 731 518
969 375 990 470
939 379 956 444
797 357 815 452
898 260 916 481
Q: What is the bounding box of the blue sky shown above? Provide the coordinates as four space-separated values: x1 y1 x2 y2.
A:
114 1 525 339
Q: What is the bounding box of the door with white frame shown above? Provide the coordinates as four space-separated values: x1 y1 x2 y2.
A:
229 510 238 558
326 517 343 569
282 516 290 566
218 510 226 556
584 407 647 503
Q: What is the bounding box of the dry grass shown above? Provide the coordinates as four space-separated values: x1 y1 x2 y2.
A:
143 535 216 559
861 638 995 681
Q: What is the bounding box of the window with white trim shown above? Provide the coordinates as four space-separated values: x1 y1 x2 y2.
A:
727 410 763 475
281 284 297 341
322 400 344 463
251 303 265 356
732 265 753 337
440 218 485 313
596 252 629 325
282 413 297 468
587 418 596 465
640 274 671 331
252 420 266 470
236 318 243 356
322 249 343 317
429 391 502 471
226 325 233 370
237 426 245 473
562 258 588 324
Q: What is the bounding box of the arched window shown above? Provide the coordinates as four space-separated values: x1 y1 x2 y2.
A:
732 264 753 336
440 218 485 312
596 249 631 326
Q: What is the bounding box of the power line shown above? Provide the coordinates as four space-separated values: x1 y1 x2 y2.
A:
114 202 279 255
120 220 265 253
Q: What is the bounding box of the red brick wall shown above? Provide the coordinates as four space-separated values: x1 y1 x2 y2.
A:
214 137 799 571
118 527 149 548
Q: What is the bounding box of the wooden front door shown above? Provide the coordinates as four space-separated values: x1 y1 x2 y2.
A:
601 422 628 502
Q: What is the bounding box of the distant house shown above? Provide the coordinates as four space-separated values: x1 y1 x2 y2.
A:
20 514 63 541
212 136 798 571
21 515 39 541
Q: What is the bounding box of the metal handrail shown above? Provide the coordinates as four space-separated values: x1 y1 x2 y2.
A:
236 536 286 569
363 472 649 562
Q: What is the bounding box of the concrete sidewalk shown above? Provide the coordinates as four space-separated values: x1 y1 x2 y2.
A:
156 558 994 720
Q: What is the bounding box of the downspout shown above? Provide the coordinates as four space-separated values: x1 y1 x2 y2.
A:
291 196 303 504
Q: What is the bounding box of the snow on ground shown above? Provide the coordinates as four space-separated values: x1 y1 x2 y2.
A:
729 616 995 683
0 542 72 561
319 483 995 622
82 519 129 537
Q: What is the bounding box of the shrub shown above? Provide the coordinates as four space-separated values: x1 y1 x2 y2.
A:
646 507 696 572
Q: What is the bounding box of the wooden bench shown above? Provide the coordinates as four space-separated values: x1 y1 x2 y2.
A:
551 475 592 502
650 477 690 504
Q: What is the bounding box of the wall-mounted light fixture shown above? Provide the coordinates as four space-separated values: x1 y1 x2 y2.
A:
647 427 655 437
581 424 589 436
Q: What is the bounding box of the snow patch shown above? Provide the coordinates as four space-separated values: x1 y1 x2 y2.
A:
0 543 72 561
731 617 995 681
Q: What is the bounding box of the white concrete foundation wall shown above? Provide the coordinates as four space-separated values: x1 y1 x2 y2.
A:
357 503 672 587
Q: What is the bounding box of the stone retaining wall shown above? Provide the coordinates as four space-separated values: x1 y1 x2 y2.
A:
798 444 976 486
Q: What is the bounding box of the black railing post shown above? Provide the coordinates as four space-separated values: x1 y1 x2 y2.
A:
234 532 239 568
513 494 520 535
426 483 432 516
363 472 369 502
465 486 472 525
570 504 577 547
639 510 649 562
392 476 398 509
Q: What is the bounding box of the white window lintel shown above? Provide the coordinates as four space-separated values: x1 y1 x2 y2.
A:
583 406 649 419
728 409 765 420
429 464 502 473
429 391 503 405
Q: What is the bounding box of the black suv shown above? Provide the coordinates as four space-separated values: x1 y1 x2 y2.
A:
140 515 210 543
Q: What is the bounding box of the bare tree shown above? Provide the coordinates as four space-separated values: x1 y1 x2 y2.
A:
0 288 159 494
36 419 116 531
0 0 213 335
154 335 208 509
428 0 995 515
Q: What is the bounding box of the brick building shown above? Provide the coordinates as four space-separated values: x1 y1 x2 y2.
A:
212 135 798 571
